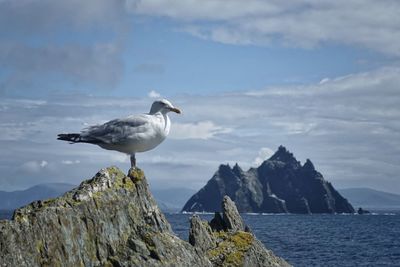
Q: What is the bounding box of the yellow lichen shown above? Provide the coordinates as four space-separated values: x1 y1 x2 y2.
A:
41 198 57 207
13 212 27 223
230 231 253 248
114 175 136 191
207 231 254 266
128 168 145 183
87 167 138 200
142 232 156 249
35 240 44 254
214 231 229 240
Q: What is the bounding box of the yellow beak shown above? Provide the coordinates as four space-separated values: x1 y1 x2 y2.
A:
169 107 182 114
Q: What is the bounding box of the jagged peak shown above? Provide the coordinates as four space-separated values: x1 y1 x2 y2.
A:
232 163 243 175
217 163 232 174
218 163 244 174
222 196 246 232
268 145 300 166
303 158 315 171
183 147 354 215
269 145 292 158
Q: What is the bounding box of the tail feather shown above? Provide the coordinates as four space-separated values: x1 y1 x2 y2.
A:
57 133 102 144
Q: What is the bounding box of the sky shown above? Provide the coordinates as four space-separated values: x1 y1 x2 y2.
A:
0 0 399 194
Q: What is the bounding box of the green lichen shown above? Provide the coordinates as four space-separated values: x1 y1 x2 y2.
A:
127 168 145 183
78 167 139 203
107 166 126 179
13 198 60 222
207 231 254 266
41 198 57 207
142 232 156 249
103 166 139 191
114 175 135 191
230 232 253 248
36 240 44 254
36 240 55 267
13 212 27 223
65 197 81 206
214 231 229 240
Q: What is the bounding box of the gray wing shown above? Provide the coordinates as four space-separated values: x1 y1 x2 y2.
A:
81 114 150 144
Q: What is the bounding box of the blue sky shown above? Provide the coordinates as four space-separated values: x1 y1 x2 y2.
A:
1 0 400 194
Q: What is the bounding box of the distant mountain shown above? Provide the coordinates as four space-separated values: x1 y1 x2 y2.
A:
0 183 75 210
182 146 355 214
338 188 400 209
152 187 197 212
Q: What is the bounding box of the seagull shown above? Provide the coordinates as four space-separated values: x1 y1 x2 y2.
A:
57 99 181 168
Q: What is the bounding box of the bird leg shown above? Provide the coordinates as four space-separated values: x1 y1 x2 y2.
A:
130 154 136 168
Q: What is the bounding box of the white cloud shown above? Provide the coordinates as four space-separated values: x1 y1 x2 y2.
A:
252 147 274 166
109 153 129 163
148 90 161 99
20 160 48 173
0 0 129 93
40 161 48 168
61 160 81 165
271 122 316 135
170 121 232 140
1 66 400 192
131 0 400 56
319 78 330 85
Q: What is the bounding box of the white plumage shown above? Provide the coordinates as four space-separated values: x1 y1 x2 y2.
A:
58 99 181 167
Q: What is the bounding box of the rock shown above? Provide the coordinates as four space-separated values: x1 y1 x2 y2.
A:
0 166 211 267
182 146 355 214
209 212 225 231
357 207 370 214
222 196 246 232
189 196 291 267
189 215 216 252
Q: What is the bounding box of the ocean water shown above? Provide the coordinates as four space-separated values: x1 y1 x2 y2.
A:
166 212 400 267
1 210 399 266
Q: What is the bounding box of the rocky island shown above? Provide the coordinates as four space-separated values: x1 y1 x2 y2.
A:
0 167 289 266
183 146 354 214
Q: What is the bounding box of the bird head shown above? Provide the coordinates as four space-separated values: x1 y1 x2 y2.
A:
150 99 181 115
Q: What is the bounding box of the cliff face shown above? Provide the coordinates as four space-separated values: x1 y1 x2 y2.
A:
0 167 288 267
0 167 210 267
182 146 354 214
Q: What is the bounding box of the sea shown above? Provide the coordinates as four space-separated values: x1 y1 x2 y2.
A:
1 210 399 266
166 212 400 267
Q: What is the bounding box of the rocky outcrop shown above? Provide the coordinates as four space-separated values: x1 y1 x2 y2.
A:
182 146 355 214
0 167 211 267
189 196 290 267
357 207 370 215
0 167 288 267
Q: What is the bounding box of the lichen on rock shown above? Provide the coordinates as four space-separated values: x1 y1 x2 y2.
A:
189 196 291 267
0 167 211 267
